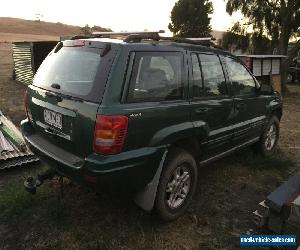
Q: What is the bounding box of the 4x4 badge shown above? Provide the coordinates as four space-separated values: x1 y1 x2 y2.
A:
129 113 142 118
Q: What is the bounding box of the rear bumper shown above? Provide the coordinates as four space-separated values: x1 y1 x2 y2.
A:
21 119 166 192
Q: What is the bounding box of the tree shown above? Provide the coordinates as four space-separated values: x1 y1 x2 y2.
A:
80 24 92 35
226 0 300 55
80 25 112 35
226 0 300 84
91 25 112 33
168 0 213 38
221 22 250 53
221 22 272 54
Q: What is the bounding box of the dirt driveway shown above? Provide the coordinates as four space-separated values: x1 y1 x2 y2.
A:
0 42 299 249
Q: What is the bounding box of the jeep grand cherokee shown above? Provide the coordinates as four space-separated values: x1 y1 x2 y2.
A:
21 32 282 221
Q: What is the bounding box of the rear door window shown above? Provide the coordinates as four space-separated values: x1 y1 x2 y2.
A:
224 57 256 95
33 47 102 100
198 54 227 96
191 53 203 97
127 52 183 102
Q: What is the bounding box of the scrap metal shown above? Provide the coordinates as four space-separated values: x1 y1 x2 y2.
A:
253 171 300 238
0 111 39 169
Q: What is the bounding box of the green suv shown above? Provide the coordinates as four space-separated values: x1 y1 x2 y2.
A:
21 32 282 221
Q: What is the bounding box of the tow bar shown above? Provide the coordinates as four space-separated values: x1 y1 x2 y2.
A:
24 169 59 195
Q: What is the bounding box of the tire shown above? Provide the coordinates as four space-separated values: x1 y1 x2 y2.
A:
155 148 198 221
255 116 280 156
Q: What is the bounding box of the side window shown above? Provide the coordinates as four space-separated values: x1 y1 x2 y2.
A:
127 52 183 102
199 54 227 96
191 53 203 97
225 57 256 95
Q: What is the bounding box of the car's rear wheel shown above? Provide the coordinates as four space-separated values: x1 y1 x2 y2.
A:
155 148 197 221
256 116 280 156
287 72 294 83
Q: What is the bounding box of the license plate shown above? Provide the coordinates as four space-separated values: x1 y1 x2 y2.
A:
44 109 62 129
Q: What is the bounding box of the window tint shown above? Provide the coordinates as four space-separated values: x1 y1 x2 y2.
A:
225 57 256 95
199 54 227 96
34 47 101 97
127 52 183 102
191 54 203 97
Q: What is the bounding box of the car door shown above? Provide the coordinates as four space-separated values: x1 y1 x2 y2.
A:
119 50 191 153
189 52 235 159
223 56 267 146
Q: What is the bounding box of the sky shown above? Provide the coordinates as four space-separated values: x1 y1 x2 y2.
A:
0 0 242 33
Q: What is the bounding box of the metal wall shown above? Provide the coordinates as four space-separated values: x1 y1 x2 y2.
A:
12 42 34 85
12 41 57 85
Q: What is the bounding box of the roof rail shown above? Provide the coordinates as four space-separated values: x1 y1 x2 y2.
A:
70 35 91 40
186 37 216 41
68 31 220 49
92 30 165 37
143 36 218 48
122 35 216 46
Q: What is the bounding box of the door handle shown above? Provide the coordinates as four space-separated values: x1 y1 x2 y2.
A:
195 107 210 114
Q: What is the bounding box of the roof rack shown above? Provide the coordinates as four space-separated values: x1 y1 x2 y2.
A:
69 30 220 48
155 36 215 45
122 35 217 47
92 30 165 36
186 37 216 41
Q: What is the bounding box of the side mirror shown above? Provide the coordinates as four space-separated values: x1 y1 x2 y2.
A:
258 83 273 95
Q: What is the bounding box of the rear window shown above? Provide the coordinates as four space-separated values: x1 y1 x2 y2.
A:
33 47 102 98
127 51 183 102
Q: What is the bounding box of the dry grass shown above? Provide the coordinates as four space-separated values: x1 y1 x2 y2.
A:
0 17 81 36
0 17 83 42
0 32 59 42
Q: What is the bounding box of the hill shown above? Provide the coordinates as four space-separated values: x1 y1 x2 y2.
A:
0 17 83 42
0 17 82 36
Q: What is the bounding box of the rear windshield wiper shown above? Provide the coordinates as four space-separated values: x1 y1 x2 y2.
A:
51 83 61 89
45 91 62 102
45 91 83 102
60 94 83 102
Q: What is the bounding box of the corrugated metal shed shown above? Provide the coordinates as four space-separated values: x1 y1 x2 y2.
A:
12 41 58 85
12 42 34 85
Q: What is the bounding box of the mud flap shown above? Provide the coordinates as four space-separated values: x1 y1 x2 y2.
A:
134 149 168 211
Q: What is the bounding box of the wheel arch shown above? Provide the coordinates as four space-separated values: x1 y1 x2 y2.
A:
167 136 201 164
271 107 283 121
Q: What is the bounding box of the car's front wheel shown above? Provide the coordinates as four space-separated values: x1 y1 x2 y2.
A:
256 116 280 156
155 148 198 221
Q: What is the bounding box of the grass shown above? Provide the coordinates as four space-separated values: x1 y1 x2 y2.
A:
0 149 297 249
0 164 48 213
234 148 295 170
0 163 194 249
0 180 35 215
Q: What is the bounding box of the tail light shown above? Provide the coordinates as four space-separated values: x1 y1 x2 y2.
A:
93 115 128 155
